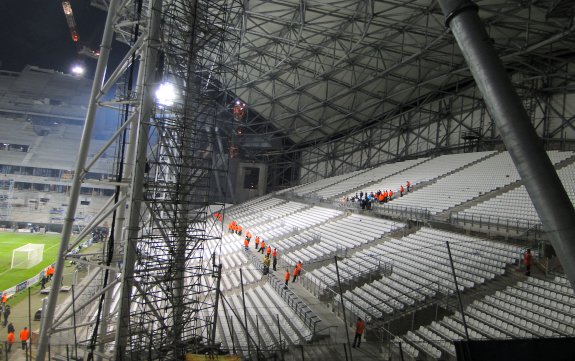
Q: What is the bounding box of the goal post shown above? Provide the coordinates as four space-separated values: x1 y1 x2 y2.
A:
11 243 45 269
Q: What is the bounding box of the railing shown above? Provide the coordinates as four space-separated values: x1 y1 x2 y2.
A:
278 245 347 270
301 258 393 303
450 212 543 238
372 203 431 221
268 274 323 335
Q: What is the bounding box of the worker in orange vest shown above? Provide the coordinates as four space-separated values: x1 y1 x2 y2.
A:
245 230 252 241
400 185 404 196
266 245 272 256
7 330 15 352
284 269 290 289
523 248 533 276
292 262 302 282
237 225 243 236
352 317 366 348
383 190 388 203
406 180 411 192
47 265 55 280
228 221 236 233
259 240 266 254
243 238 249 252
389 189 394 200
255 236 260 250
20 327 29 350
272 248 278 271
378 193 384 203
1 292 7 306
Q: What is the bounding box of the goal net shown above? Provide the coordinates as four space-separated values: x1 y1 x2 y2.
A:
11 243 45 269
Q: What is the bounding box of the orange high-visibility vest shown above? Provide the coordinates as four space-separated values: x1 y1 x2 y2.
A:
272 249 277 258
20 329 29 341
356 320 365 334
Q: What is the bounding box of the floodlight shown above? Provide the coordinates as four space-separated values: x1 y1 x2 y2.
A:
71 64 85 76
155 82 177 106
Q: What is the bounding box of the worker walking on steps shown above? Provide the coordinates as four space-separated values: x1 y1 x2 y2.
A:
266 245 272 257
284 269 290 289
524 248 533 276
244 238 249 252
7 330 14 352
20 327 29 350
255 236 260 250
263 255 271 276
259 240 266 254
272 248 278 271
3 304 10 326
292 261 302 282
352 317 366 348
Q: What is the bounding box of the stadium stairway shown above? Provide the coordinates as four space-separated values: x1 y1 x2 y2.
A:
241 237 388 359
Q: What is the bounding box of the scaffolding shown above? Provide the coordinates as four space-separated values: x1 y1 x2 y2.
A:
36 0 243 360
0 178 14 222
115 0 243 357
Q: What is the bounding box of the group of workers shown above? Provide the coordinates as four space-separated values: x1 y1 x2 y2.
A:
346 181 411 210
5 325 29 352
2 296 30 353
41 264 55 289
230 220 305 287
353 180 411 203
223 216 371 347
283 261 303 289
228 220 243 235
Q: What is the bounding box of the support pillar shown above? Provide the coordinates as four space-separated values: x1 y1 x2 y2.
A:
438 0 575 292
35 1 121 359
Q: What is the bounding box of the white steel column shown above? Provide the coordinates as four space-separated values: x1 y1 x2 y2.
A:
36 0 121 359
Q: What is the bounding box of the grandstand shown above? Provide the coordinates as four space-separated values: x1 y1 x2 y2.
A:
3 1 575 361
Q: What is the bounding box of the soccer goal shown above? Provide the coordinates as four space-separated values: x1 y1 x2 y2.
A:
11 243 45 269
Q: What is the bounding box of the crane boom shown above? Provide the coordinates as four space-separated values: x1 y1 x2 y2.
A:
61 0 80 42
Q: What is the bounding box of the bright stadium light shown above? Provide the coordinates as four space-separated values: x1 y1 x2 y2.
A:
71 64 85 76
155 82 177 106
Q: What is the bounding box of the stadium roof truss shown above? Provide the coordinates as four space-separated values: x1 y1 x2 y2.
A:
211 0 575 185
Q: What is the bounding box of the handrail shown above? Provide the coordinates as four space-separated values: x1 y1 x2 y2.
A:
450 212 543 239
267 274 323 333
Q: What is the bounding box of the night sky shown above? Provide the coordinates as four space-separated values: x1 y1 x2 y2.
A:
0 0 107 74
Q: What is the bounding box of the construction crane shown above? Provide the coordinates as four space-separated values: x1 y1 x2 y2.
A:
61 0 80 42
60 0 100 59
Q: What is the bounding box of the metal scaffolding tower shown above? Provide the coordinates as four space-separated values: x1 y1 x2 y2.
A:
36 0 243 360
